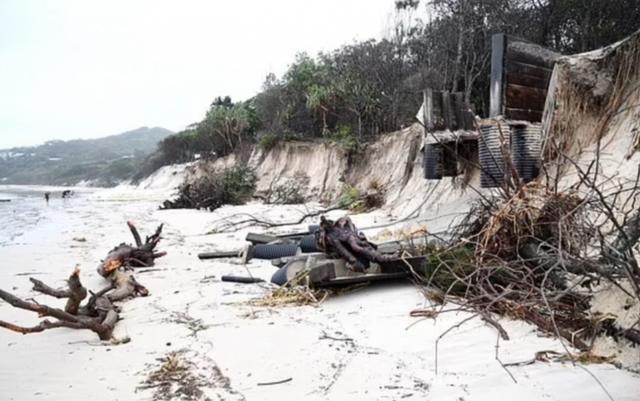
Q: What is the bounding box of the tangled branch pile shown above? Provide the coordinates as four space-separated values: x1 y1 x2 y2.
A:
162 165 256 211
419 165 640 352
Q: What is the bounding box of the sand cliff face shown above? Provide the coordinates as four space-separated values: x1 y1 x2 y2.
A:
179 124 479 217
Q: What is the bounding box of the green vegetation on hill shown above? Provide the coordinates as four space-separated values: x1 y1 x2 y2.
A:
139 0 640 178
0 127 173 186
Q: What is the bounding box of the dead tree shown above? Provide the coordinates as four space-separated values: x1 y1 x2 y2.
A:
0 268 119 340
317 216 397 272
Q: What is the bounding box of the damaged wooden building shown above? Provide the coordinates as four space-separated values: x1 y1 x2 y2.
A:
420 34 561 188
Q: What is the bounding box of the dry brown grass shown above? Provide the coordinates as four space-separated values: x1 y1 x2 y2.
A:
250 286 330 307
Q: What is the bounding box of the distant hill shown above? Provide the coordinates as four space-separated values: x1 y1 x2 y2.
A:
0 127 173 186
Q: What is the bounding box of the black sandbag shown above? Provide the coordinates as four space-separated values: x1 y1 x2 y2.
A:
271 265 289 286
299 234 320 253
251 243 299 260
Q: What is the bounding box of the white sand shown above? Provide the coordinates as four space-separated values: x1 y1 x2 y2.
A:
0 183 639 401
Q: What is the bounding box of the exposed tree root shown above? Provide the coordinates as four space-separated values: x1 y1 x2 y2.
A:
0 268 119 340
97 221 166 301
317 215 397 272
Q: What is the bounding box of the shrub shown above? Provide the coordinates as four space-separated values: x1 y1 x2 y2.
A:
221 165 257 205
336 181 385 211
258 133 279 151
329 126 359 153
338 185 360 209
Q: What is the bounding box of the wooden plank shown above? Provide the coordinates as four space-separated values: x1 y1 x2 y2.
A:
452 92 465 130
505 59 553 81
461 100 476 130
490 33 506 117
506 46 557 69
505 83 547 111
198 250 240 259
433 91 445 130
460 133 480 142
506 38 559 69
506 71 552 90
425 89 446 131
441 91 455 129
424 89 433 131
246 232 279 244
541 67 559 137
505 107 544 122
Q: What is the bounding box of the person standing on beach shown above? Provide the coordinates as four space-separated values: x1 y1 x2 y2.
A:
44 192 50 203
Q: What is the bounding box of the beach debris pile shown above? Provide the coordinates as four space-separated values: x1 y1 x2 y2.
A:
412 165 640 354
161 175 225 211
161 164 256 211
199 214 426 290
0 222 167 341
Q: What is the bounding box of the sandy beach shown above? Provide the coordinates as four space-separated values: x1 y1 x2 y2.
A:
0 182 638 401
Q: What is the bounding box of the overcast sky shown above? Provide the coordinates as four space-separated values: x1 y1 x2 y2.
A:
0 0 395 149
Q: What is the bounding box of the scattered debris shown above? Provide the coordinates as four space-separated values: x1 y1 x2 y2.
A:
250 284 329 307
504 350 615 367
221 275 265 284
257 377 292 386
138 350 209 401
138 350 245 401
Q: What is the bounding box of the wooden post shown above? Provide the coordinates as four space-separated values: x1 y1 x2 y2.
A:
442 91 456 130
452 93 465 130
490 33 506 117
424 89 434 131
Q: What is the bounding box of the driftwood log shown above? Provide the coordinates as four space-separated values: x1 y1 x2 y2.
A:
97 222 166 301
0 268 119 340
98 221 166 276
317 216 396 272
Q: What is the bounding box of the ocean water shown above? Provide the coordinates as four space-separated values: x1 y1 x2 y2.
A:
0 185 96 245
